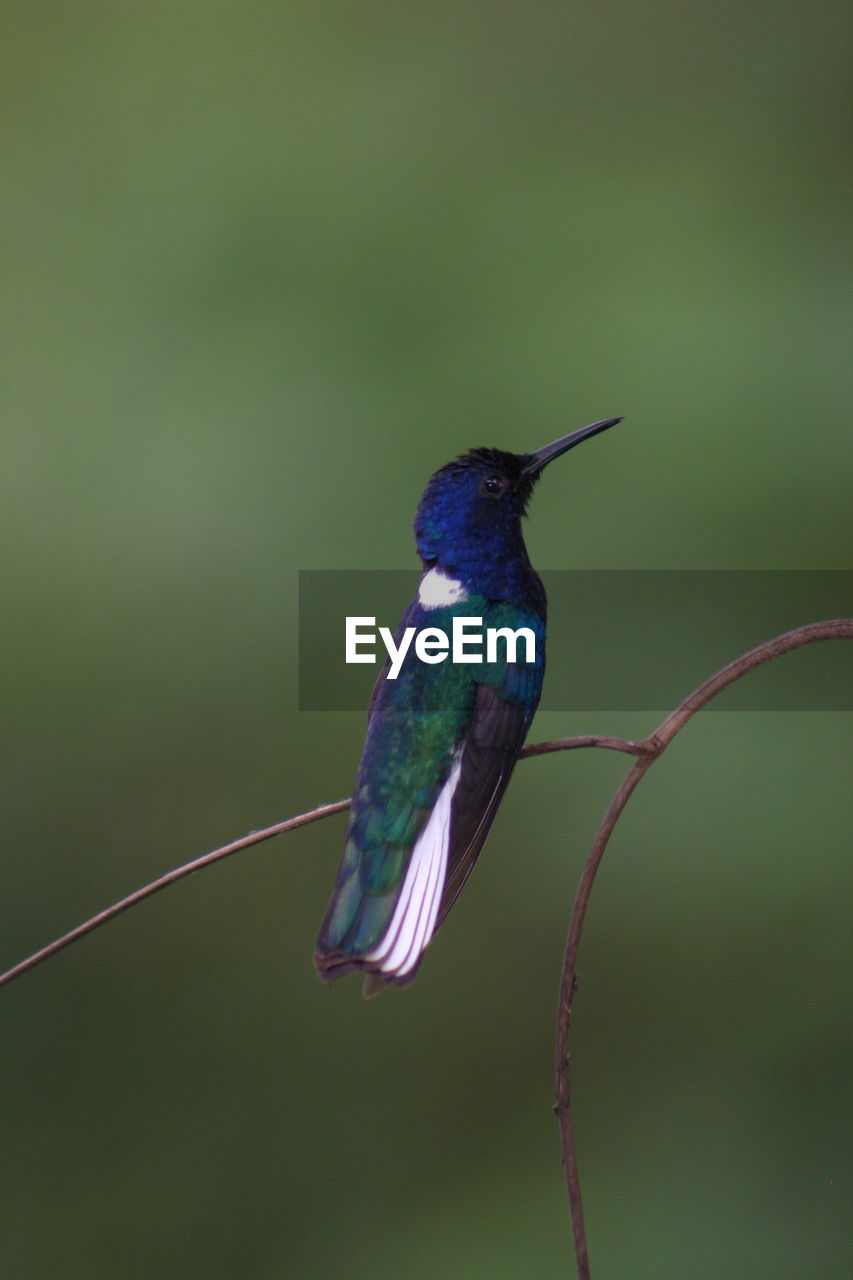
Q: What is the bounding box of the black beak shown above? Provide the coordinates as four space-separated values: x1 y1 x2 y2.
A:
521 417 623 477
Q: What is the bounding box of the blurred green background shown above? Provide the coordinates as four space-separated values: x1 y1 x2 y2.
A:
2 3 850 1277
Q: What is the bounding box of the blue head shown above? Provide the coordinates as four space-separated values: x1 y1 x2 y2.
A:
414 417 621 601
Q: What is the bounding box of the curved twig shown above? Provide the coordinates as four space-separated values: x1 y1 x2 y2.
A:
553 618 853 1280
520 735 650 759
0 800 351 990
0 735 638 992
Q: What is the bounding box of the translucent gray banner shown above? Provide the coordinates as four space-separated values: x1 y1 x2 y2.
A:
298 571 852 711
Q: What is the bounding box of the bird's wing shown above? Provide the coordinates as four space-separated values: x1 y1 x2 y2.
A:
438 680 529 927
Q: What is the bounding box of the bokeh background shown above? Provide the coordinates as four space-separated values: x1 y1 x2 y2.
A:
2 4 850 1277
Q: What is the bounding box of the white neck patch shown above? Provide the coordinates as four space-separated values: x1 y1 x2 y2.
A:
418 567 469 610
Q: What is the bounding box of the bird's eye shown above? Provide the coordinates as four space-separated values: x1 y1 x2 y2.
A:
480 474 507 498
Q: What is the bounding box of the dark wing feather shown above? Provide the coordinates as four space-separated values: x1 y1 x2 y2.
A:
438 682 529 927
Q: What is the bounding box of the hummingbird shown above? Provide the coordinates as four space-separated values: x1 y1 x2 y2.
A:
315 416 622 996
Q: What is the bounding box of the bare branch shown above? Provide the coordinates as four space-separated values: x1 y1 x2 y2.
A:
554 618 853 1280
0 801 350 990
0 734 635 992
520 735 650 758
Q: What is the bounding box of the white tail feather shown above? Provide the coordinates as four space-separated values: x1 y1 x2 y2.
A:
365 756 461 977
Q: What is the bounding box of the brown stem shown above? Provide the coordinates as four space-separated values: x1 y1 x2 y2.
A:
0 735 636 992
520 735 650 759
554 618 853 1279
0 801 350 990
555 756 651 1280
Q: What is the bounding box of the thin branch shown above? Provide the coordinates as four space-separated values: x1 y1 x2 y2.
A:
554 618 853 1280
0 801 350 990
520 735 650 759
0 735 636 992
554 754 652 1279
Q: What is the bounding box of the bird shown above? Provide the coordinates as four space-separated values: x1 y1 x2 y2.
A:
315 416 622 996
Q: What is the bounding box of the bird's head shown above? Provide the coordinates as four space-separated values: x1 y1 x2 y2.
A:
414 418 622 574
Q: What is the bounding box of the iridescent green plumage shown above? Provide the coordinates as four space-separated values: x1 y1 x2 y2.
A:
317 593 544 980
